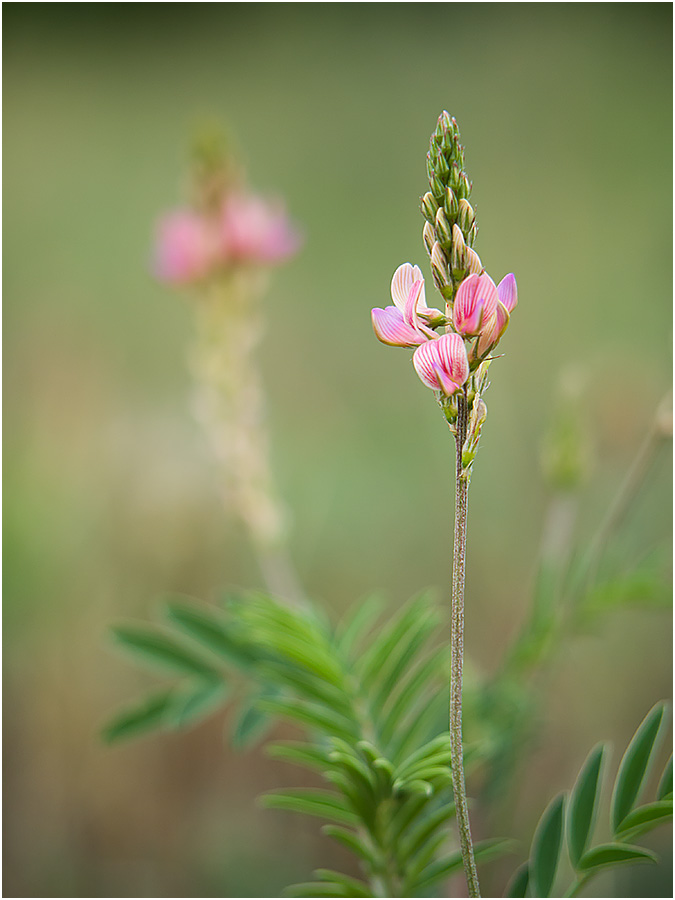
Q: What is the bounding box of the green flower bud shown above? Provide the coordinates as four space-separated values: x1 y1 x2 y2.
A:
444 187 459 221
450 224 468 273
465 247 483 275
430 174 445 199
423 220 436 255
457 198 475 234
435 207 453 246
457 173 472 200
430 241 451 288
421 191 438 223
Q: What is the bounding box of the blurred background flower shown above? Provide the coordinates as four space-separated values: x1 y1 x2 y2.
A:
4 4 671 897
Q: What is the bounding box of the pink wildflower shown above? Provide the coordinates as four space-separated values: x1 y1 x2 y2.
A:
220 193 302 264
475 273 518 357
153 210 218 285
413 332 470 396
372 264 442 347
453 272 499 337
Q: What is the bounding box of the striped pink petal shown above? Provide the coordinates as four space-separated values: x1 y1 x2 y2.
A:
477 301 510 356
453 273 499 337
391 262 424 311
371 306 429 347
413 332 469 394
497 273 518 312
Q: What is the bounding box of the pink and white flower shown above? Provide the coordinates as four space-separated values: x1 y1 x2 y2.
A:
475 273 518 356
153 210 218 284
372 263 442 347
413 332 470 395
220 192 302 263
453 272 499 337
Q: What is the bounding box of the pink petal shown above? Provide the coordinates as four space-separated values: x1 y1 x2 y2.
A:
477 302 510 355
453 272 499 336
372 306 429 347
497 273 518 312
153 210 217 284
413 339 444 389
391 262 424 311
436 332 470 386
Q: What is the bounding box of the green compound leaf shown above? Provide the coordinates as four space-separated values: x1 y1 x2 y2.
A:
285 883 352 898
266 741 332 774
530 792 566 897
504 862 529 897
610 702 667 834
260 789 358 826
657 755 673 800
567 743 608 868
110 623 219 678
614 800 673 839
101 689 175 744
577 842 658 872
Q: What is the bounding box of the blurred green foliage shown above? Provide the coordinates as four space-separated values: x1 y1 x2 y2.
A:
4 4 671 897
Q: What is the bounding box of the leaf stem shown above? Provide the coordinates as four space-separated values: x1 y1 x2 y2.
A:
451 392 481 897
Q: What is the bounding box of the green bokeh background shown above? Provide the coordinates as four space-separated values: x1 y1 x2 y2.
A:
4 3 672 897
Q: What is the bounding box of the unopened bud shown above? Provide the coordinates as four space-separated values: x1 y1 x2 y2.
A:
430 174 445 199
444 187 459 221
430 241 451 288
467 222 478 248
423 220 436 255
457 173 472 199
435 207 453 246
449 162 462 190
457 198 475 233
434 151 450 181
465 247 483 275
450 224 468 273
421 191 438 223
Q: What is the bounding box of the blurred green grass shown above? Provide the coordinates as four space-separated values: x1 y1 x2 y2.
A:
3 4 672 897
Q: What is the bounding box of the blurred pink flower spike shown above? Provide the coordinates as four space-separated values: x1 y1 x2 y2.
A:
413 332 470 395
453 272 499 337
371 306 430 347
154 210 217 284
220 193 302 264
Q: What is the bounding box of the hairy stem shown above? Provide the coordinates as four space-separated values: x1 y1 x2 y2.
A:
451 393 480 897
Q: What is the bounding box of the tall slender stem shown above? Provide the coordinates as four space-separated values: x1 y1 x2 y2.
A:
450 393 480 897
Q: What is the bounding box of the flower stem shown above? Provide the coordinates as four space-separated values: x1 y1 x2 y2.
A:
450 392 480 898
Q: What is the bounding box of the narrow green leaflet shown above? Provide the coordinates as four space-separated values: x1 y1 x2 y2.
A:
614 800 673 839
530 792 566 898
577 842 658 872
505 862 529 897
285 882 351 898
163 599 255 668
610 702 667 833
657 755 673 800
409 838 512 894
260 789 359 826
101 689 175 744
110 623 219 678
266 741 332 774
335 593 384 659
321 826 377 866
314 870 373 897
166 680 228 729
567 743 607 868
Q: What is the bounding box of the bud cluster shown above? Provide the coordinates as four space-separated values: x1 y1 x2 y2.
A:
420 112 482 303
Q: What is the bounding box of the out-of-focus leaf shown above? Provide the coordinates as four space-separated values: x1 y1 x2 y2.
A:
266 741 332 773
101 689 174 744
285 882 350 898
357 593 434 689
610 702 667 833
260 789 358 826
335 594 384 660
505 862 529 897
577 842 658 872
166 679 228 729
230 690 276 749
657 755 673 800
321 826 377 866
397 801 455 863
110 623 219 678
530 792 566 897
163 599 255 668
567 743 607 868
379 646 447 746
257 698 359 744
314 870 372 896
409 838 512 894
614 800 673 838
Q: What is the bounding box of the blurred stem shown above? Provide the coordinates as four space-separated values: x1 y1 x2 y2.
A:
190 273 306 607
451 392 480 898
